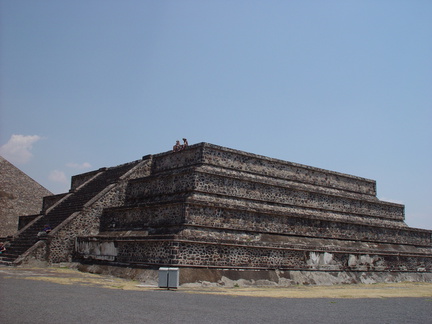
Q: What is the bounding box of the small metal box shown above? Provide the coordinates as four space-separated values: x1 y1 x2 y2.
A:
158 267 179 289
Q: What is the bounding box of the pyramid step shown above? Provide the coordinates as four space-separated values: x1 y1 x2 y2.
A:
9 244 32 250
4 162 138 263
6 249 28 255
0 254 19 261
10 243 35 249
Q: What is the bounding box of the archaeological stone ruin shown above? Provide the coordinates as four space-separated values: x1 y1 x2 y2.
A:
1 143 431 285
0 156 52 238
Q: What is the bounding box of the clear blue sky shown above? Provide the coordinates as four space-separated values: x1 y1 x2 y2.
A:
1 1 431 229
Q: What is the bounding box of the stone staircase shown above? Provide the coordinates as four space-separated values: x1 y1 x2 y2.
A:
0 162 139 264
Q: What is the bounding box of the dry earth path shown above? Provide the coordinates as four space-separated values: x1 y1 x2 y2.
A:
1 265 431 298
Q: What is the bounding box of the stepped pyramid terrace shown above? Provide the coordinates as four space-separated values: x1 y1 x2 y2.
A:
1 143 431 285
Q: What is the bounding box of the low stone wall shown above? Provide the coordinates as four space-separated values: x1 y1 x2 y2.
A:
75 237 432 273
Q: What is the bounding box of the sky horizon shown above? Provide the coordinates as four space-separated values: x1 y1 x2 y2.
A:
1 1 431 229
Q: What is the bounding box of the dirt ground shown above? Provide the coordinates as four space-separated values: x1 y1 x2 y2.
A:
1 265 432 299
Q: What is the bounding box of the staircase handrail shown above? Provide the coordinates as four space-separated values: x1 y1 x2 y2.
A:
12 240 46 265
119 157 153 181
43 170 105 216
47 183 117 239
69 170 105 193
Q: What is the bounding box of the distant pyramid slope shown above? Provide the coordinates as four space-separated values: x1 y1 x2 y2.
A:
0 156 52 237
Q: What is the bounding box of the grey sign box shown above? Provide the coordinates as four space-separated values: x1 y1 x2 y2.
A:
158 267 179 288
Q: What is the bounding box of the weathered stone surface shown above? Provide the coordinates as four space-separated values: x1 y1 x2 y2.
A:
5 143 431 285
0 156 52 237
72 143 431 284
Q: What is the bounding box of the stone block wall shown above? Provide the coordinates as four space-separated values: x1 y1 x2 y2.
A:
173 241 305 268
70 143 432 278
97 199 429 247
75 237 432 272
183 203 430 246
124 144 404 225
192 168 403 221
100 203 185 232
116 240 176 264
125 170 195 204
151 143 377 196
200 144 377 196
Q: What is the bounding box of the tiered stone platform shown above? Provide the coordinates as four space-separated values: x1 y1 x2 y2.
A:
74 143 432 284
0 161 142 265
